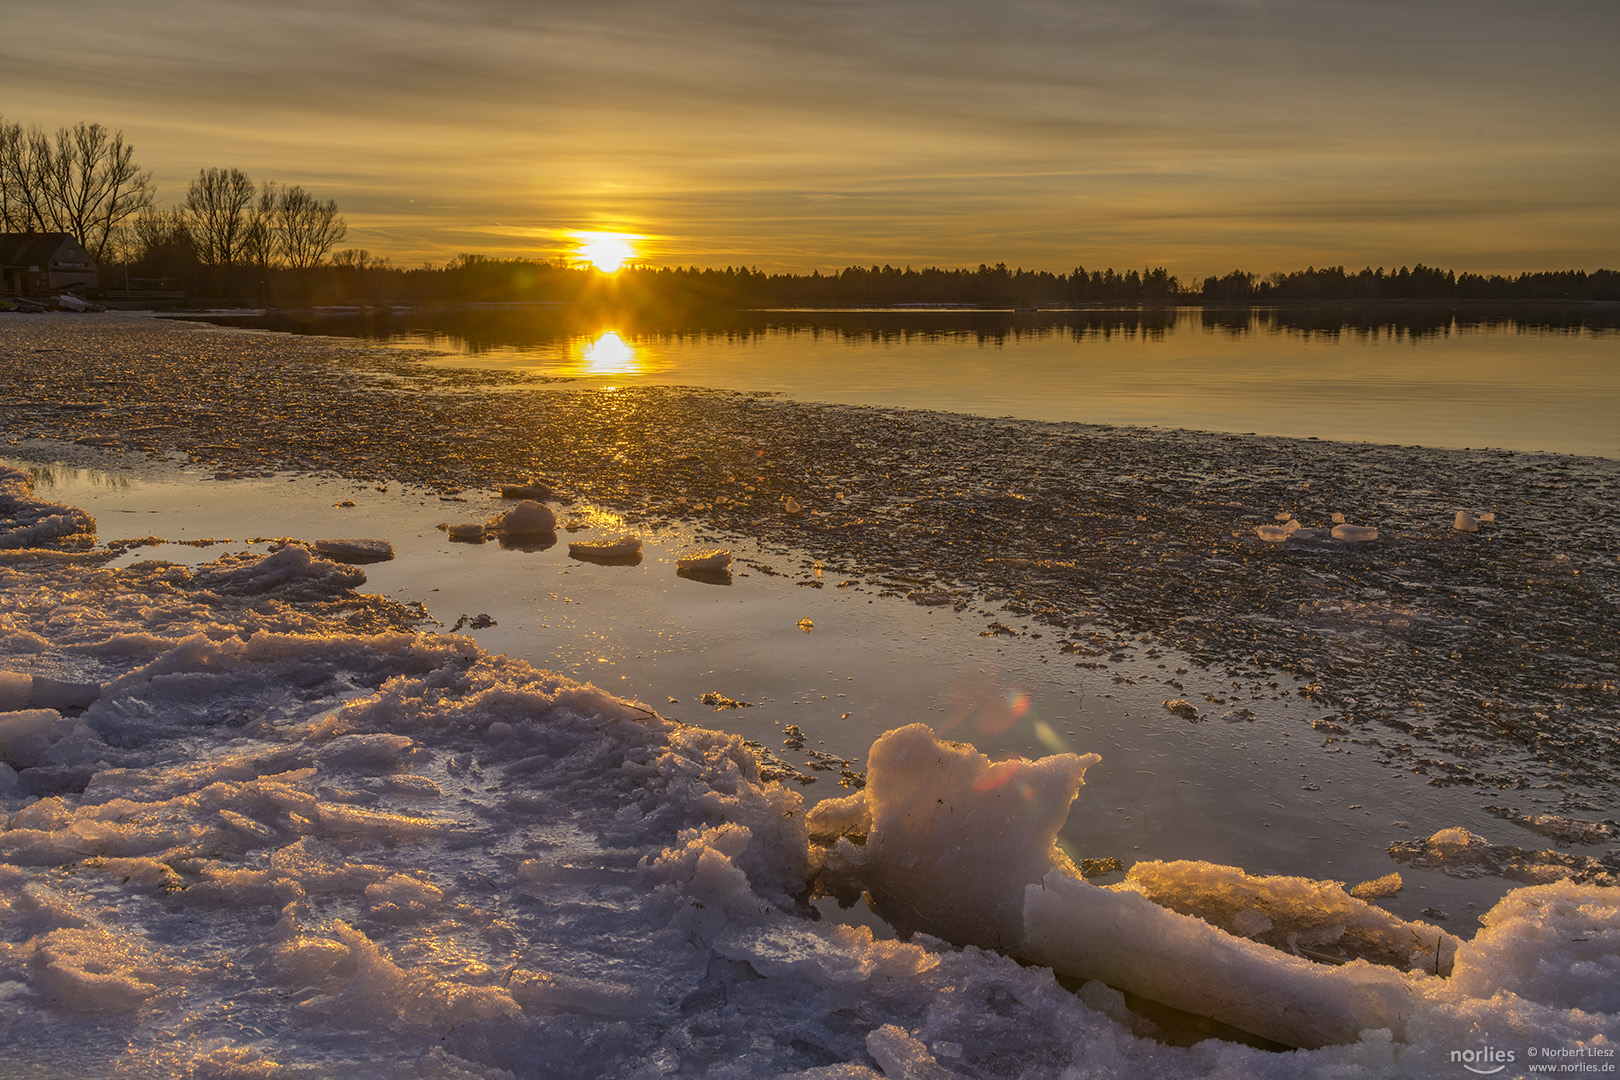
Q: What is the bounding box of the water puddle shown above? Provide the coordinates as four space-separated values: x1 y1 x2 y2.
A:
9 453 1547 930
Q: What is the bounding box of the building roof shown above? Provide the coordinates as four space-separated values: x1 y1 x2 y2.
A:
0 232 94 268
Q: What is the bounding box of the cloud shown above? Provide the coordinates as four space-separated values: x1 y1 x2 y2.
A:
3 0 1615 271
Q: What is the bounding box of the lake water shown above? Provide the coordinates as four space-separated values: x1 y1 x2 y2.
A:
198 305 1620 458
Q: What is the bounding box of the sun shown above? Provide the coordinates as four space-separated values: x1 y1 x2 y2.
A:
575 232 637 273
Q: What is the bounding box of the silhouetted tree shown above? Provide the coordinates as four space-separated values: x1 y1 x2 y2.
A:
274 185 346 270
183 167 257 272
0 117 154 260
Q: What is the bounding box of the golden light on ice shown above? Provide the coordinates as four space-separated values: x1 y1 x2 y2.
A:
581 331 640 376
575 233 636 273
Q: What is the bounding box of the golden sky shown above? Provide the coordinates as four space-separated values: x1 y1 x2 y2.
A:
3 0 1615 276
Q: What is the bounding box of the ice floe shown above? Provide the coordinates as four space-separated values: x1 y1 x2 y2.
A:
488 498 557 536
676 548 732 571
499 480 554 500
313 538 396 564
567 533 643 562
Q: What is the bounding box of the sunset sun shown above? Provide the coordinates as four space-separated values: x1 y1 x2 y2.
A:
575 232 636 273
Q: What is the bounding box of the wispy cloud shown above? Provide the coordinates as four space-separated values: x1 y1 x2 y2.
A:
3 0 1615 272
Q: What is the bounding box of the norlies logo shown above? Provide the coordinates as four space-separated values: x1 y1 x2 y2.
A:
1453 1046 1517 1075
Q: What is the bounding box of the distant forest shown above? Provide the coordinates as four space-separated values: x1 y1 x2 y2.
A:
6 118 1617 310
242 257 1620 310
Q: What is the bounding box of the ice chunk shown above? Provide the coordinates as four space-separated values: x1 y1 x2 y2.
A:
1453 511 1479 532
814 725 1420 1049
1021 872 1412 1049
191 545 365 598
1163 698 1199 720
0 709 77 769
364 873 443 922
1331 512 1346 524
809 723 1098 948
677 549 732 571
445 522 484 541
312 538 395 564
0 671 31 712
507 969 651 1018
1255 520 1301 542
1331 524 1379 542
1123 861 1447 973
499 480 553 500
489 499 556 536
865 1024 952 1080
567 533 642 561
1349 872 1403 900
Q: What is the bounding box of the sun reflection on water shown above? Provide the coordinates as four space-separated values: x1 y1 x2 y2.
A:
579 331 641 377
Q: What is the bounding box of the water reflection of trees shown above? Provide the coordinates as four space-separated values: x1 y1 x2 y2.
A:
190 303 1619 353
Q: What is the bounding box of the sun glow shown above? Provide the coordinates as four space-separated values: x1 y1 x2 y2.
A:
575 232 637 273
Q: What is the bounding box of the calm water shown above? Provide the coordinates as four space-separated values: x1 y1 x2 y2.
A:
197 306 1620 457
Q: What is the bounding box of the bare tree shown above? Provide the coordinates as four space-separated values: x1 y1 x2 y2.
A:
241 181 284 277
0 118 52 234
41 123 154 260
0 118 153 260
274 185 346 270
182 167 257 269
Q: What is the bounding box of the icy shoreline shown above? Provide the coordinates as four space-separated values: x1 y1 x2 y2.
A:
2 465 1617 1077
6 313 1619 821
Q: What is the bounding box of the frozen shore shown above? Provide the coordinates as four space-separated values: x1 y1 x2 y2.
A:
5 313 1619 812
2 464 1617 1078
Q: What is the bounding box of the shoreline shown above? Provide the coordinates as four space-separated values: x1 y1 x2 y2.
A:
1 459 1615 1076
5 313 1619 844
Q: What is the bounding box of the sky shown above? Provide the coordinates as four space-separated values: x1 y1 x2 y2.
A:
2 0 1616 276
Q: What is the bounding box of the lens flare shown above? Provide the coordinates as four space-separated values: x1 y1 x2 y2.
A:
970 758 1025 792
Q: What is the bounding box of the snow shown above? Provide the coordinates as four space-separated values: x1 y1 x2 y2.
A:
0 464 1615 1077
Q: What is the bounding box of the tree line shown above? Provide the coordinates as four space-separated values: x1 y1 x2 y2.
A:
1198 265 1620 304
7 116 1617 308
2 116 346 299
329 259 1617 310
